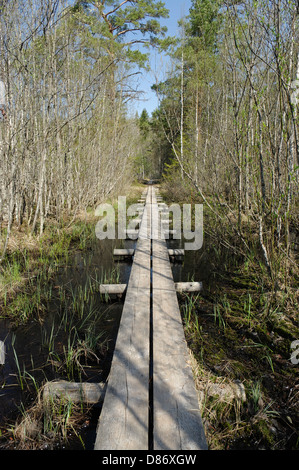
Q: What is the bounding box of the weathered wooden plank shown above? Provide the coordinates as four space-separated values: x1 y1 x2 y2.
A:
151 188 207 451
94 188 152 450
99 284 127 296
168 249 185 257
113 249 135 257
99 282 202 297
113 248 184 258
175 282 203 293
43 381 106 404
0 340 5 365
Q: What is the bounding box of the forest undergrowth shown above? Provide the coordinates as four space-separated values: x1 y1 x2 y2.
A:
166 183 299 450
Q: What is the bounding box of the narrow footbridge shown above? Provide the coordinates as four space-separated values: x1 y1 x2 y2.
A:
95 186 207 451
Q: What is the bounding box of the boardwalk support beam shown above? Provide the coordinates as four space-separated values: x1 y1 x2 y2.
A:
43 381 106 404
0 341 5 365
113 248 185 258
99 282 202 297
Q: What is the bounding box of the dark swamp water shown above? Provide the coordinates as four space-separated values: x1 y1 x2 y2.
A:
0 227 211 449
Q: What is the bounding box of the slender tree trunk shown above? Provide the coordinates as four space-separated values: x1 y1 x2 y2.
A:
180 46 184 180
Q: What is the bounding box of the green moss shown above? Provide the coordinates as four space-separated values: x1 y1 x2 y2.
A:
273 320 298 341
252 419 276 447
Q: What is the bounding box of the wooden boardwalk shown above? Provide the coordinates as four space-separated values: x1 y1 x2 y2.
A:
94 186 207 451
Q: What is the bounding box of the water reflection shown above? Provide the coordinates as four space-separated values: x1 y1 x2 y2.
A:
0 237 132 426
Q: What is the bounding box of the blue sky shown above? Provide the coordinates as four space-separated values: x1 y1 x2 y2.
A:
129 0 192 117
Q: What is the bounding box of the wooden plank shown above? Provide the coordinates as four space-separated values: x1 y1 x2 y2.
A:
175 282 203 293
99 282 202 297
94 187 152 450
151 187 208 451
113 248 184 257
0 341 5 365
113 249 135 257
168 249 185 257
99 284 127 296
43 381 106 404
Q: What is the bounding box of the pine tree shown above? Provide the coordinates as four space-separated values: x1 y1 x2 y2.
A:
71 0 169 67
189 0 222 51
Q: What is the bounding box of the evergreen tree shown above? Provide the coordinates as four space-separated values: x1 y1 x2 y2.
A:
71 0 169 67
188 0 222 51
139 108 151 138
